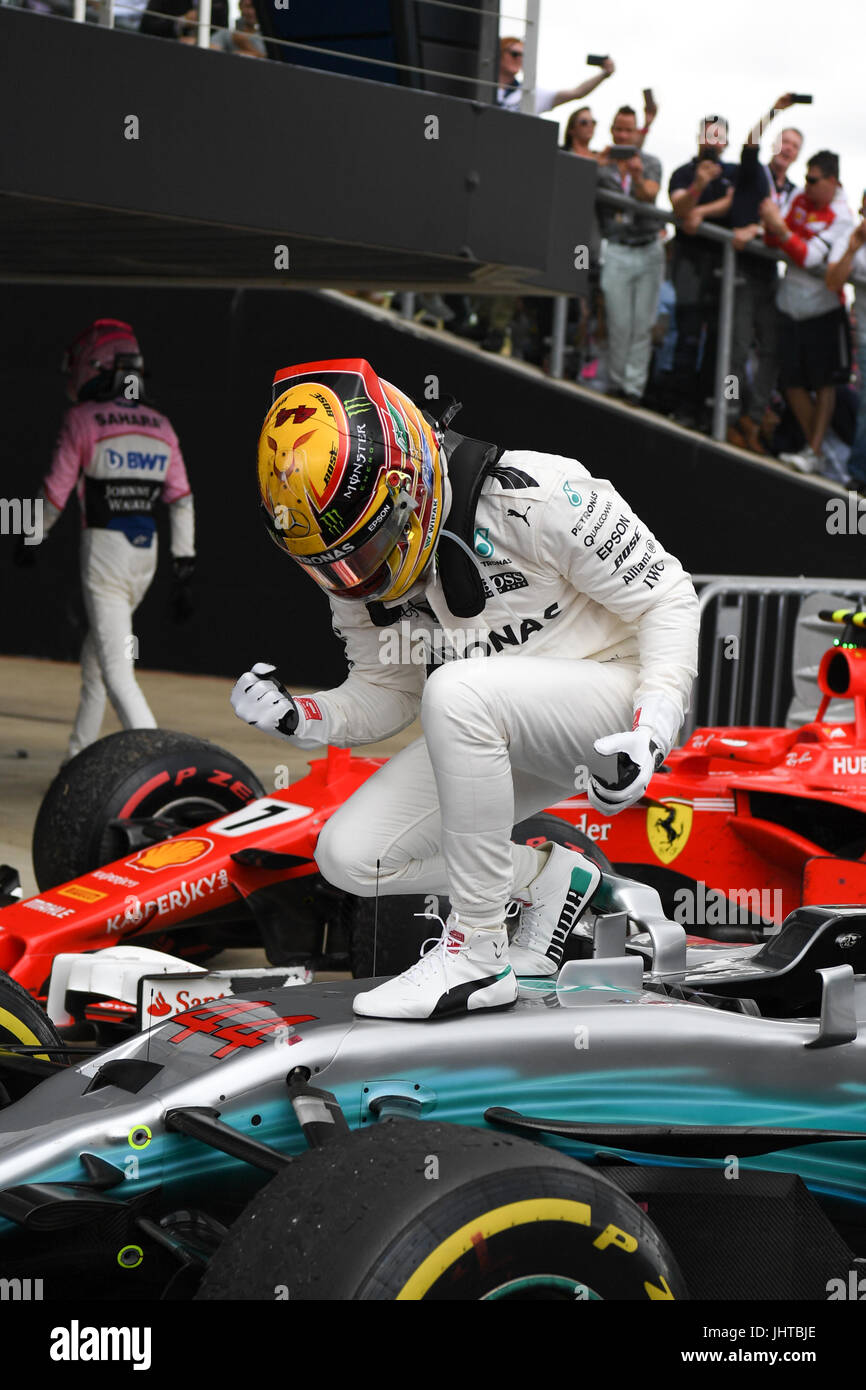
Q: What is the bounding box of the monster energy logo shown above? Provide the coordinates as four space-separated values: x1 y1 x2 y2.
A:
321 507 343 535
344 397 372 417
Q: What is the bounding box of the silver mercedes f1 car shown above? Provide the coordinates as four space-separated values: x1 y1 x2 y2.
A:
0 871 864 1302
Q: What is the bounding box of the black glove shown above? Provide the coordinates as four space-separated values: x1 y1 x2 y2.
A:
12 535 38 568
170 555 195 623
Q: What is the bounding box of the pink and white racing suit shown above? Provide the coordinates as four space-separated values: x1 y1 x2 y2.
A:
39 396 194 757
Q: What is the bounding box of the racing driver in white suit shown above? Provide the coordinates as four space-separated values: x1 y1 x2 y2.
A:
32 320 195 760
231 358 700 1019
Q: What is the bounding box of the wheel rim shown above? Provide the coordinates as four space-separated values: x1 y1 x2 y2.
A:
97 795 230 862
143 795 229 825
481 1275 602 1300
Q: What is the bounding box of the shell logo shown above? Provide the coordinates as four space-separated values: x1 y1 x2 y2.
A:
128 837 214 873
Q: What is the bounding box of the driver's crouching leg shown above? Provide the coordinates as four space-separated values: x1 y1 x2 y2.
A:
351 661 519 1020
314 738 447 900
420 657 604 978
418 658 519 930
314 805 387 898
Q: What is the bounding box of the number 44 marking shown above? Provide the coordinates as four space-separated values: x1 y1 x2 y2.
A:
209 799 313 837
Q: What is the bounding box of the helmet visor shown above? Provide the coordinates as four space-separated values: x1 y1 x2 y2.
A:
289 488 415 598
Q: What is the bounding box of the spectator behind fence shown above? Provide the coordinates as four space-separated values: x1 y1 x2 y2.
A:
596 106 664 404
668 117 739 429
485 46 616 356
826 193 866 489
496 38 615 113
211 0 265 56
562 110 604 382
760 151 854 476
563 107 601 160
140 0 227 41
727 96 803 455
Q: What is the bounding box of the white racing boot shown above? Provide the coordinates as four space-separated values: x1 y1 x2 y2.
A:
353 915 518 1020
509 842 602 976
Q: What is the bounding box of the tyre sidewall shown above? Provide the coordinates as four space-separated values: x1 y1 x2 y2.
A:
358 1164 680 1301
90 748 261 865
0 970 65 1069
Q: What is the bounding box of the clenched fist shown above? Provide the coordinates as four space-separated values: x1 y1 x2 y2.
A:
231 662 299 738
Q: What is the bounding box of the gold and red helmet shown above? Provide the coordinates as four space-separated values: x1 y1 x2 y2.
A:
258 358 445 603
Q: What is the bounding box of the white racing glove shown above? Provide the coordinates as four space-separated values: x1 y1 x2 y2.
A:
585 694 682 816
230 663 300 739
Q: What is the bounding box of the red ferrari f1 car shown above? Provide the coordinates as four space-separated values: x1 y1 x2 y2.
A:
1 609 865 1026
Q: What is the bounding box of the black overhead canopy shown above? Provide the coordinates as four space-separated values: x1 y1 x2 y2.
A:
0 8 593 293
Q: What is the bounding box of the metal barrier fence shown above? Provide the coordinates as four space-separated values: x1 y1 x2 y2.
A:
684 575 866 739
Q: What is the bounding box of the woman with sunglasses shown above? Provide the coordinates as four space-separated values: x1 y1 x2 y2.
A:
563 108 600 160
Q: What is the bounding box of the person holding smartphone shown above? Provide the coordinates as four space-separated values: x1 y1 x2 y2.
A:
596 106 664 404
495 39 615 113
725 96 804 454
667 117 740 429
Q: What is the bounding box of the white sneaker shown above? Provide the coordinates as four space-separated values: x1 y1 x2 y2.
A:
509 842 602 976
353 916 518 1020
779 445 821 474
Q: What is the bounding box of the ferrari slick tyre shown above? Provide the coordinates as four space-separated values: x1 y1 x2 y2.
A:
347 814 612 978
198 1120 687 1301
0 970 65 1098
33 730 265 890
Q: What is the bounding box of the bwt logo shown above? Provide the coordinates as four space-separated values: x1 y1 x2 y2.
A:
106 450 167 471
128 452 167 471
